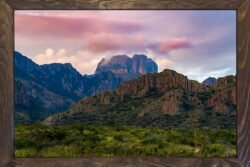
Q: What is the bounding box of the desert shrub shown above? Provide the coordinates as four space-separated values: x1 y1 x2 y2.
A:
206 144 225 156
15 124 236 158
34 128 67 143
15 138 39 149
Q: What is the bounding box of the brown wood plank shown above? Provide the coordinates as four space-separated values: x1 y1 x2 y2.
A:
0 0 249 166
4 0 245 10
237 0 250 167
0 0 14 167
14 158 244 167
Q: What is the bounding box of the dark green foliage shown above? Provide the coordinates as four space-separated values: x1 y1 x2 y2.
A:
15 105 60 124
50 89 235 129
55 101 236 129
15 138 39 149
15 124 236 158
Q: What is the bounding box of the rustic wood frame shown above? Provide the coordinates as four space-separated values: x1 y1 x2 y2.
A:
0 0 249 166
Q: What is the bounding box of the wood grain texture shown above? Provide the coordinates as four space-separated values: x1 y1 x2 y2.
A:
14 158 244 167
4 0 245 10
237 0 250 167
0 0 249 166
0 0 14 167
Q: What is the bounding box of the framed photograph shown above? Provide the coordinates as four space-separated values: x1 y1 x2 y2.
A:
0 0 249 167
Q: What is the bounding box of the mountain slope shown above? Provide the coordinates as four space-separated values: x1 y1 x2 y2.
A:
44 70 236 129
15 78 74 124
14 51 123 123
15 52 118 101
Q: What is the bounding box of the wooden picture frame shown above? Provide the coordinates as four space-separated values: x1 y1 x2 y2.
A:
0 0 249 166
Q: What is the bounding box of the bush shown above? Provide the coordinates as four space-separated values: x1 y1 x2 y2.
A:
15 138 39 149
15 124 236 158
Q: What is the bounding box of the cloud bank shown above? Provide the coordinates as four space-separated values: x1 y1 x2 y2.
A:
15 10 236 82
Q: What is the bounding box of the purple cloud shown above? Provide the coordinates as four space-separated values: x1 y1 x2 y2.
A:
15 14 144 39
85 33 192 54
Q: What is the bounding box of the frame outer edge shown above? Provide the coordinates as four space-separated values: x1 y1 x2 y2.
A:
0 0 248 167
237 0 250 166
0 0 14 166
2 0 246 10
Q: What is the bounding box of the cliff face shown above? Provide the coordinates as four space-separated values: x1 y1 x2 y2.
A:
212 75 235 89
96 55 132 74
115 69 207 97
44 69 236 128
132 54 158 74
208 75 236 113
95 54 158 80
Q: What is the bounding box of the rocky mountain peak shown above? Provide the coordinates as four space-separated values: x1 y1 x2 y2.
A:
14 51 40 73
95 54 158 80
98 58 106 66
41 62 74 69
41 63 78 75
161 69 179 76
132 54 147 60
202 77 217 86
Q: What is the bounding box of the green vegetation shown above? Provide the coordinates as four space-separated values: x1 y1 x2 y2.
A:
50 92 236 129
15 124 236 158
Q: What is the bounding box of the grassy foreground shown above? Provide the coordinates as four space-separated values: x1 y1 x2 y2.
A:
15 124 236 157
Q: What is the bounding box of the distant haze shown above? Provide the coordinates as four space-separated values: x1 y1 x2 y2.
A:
15 10 236 82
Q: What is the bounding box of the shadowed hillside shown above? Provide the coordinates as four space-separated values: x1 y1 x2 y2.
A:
15 52 159 123
44 69 236 129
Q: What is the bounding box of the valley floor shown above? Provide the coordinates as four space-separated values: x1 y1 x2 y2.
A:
15 124 236 158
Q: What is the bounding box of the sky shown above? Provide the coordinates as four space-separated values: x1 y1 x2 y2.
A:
15 10 236 82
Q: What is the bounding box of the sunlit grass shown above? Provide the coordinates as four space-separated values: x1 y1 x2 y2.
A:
15 124 236 158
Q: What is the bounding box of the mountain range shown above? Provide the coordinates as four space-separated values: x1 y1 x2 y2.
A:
44 69 236 129
15 51 235 128
14 51 158 123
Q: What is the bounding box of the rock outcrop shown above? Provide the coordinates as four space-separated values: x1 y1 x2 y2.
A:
95 54 158 80
212 75 235 89
207 75 236 113
162 89 183 115
202 77 217 86
115 69 207 97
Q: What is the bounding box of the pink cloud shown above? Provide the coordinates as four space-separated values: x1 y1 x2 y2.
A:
85 34 191 54
15 14 143 39
150 38 192 54
85 33 147 53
